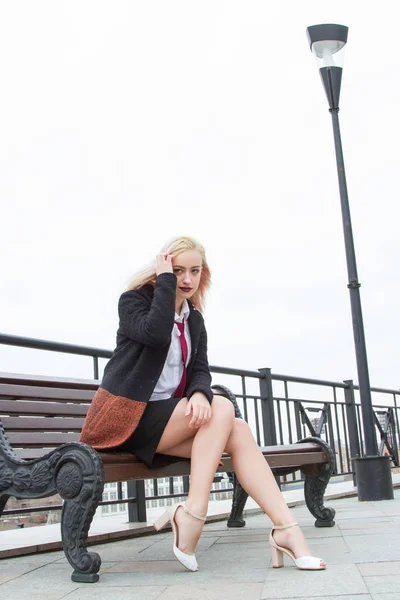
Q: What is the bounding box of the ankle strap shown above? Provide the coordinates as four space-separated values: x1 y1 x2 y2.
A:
183 504 206 522
272 522 299 530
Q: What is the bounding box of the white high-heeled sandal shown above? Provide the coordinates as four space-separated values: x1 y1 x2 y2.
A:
154 502 206 572
269 522 326 570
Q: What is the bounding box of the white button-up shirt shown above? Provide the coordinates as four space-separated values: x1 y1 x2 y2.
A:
149 300 192 401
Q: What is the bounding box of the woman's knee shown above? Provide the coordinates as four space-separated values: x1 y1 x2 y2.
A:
231 418 254 442
210 394 235 423
225 418 255 453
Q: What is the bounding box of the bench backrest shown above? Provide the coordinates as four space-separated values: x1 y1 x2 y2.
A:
0 373 97 460
0 372 328 471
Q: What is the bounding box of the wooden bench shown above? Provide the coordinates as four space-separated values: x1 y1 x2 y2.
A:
0 372 336 582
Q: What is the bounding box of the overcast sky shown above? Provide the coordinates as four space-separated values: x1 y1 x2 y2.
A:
1 1 399 395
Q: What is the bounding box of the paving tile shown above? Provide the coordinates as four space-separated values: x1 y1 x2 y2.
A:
62 585 166 600
97 568 267 586
357 561 400 576
0 564 80 600
364 575 400 595
1 551 65 565
105 560 190 573
215 533 266 544
201 539 270 564
333 510 388 520
337 518 395 530
0 556 67 585
84 540 162 562
344 533 400 562
203 526 270 537
156 582 264 600
339 527 400 536
298 526 342 539
260 563 368 599
381 508 400 517
372 595 400 600
275 597 372 600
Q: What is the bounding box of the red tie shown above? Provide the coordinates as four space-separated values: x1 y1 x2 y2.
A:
174 321 188 398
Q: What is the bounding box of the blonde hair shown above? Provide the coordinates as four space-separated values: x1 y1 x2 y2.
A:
127 236 211 312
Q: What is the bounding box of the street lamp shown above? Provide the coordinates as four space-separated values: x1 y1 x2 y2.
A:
306 24 393 501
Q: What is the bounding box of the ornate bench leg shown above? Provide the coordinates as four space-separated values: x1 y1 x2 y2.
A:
211 385 248 527
298 436 336 527
57 444 105 582
227 474 248 528
0 436 104 582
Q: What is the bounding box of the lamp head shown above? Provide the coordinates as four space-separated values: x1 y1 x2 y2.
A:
306 24 349 110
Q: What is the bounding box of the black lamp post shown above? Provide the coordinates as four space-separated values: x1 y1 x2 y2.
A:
306 23 393 501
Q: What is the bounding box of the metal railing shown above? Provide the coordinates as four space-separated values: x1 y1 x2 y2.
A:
1 333 399 523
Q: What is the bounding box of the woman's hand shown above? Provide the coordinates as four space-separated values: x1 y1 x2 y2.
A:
156 254 173 276
185 392 212 429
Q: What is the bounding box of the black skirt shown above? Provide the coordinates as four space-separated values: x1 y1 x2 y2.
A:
118 397 186 468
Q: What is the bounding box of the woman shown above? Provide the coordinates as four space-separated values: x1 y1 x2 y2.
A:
80 236 325 572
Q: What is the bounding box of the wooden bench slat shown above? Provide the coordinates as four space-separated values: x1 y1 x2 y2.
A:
14 448 53 460
0 384 95 402
265 451 327 468
7 432 80 446
12 444 327 472
258 443 321 454
0 399 89 417
99 450 328 482
97 443 322 466
1 416 85 431
0 372 99 390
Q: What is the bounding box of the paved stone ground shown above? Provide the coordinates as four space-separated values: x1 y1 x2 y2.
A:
1 490 400 600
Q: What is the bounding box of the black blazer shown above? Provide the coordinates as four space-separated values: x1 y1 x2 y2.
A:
103 272 212 403
80 273 212 449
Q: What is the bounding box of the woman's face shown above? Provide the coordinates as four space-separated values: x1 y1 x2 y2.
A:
172 249 203 303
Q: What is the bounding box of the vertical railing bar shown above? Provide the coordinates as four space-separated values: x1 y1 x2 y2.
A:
294 401 302 441
341 403 351 474
275 397 286 482
285 381 293 445
93 356 99 380
117 481 123 503
389 407 399 466
254 397 261 446
243 396 249 424
242 376 248 423
333 388 344 474
127 480 146 522
393 393 400 460
259 368 277 446
356 404 365 455
276 399 284 445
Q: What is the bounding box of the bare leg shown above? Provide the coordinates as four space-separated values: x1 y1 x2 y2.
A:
225 419 323 562
156 395 235 553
